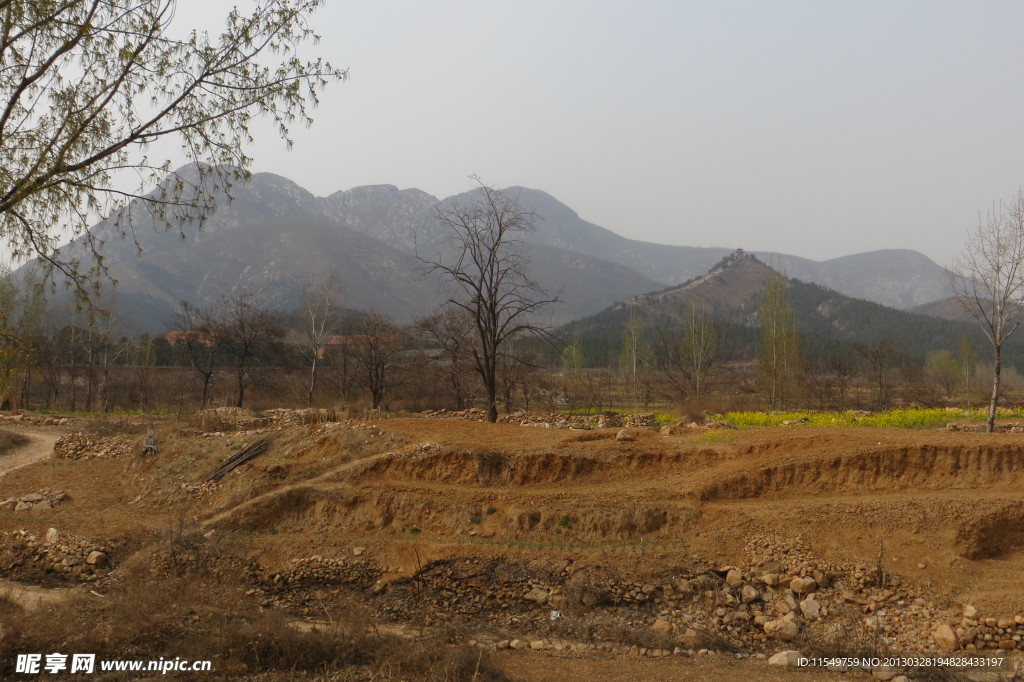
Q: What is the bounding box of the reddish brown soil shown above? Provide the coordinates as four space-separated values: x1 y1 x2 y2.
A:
2 417 1023 680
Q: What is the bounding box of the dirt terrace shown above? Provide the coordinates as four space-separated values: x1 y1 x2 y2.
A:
0 415 1023 680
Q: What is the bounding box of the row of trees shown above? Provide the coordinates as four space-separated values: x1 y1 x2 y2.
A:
2 1 1023 430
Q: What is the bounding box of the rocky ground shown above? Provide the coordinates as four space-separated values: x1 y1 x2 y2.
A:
0 410 1022 680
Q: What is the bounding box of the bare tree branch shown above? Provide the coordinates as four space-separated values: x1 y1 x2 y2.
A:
420 177 559 422
948 189 1024 432
0 1 345 302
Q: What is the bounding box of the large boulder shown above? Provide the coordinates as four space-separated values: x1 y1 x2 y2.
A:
790 576 817 595
523 587 549 604
799 597 821 621
932 623 959 652
768 650 804 666
764 616 800 641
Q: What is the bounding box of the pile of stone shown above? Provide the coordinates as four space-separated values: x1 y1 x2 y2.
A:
53 433 133 460
943 605 1024 651
946 422 1024 433
260 408 341 425
0 413 74 427
420 408 669 431
0 487 67 511
624 413 658 427
364 541 963 656
252 554 379 610
1 528 111 581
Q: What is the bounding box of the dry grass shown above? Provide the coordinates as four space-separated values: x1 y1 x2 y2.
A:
0 428 28 456
0 520 510 681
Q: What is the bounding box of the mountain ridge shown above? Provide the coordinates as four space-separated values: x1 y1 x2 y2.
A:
27 165 953 332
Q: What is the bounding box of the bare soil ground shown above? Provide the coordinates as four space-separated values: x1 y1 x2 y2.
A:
0 414 1022 680
0 428 60 477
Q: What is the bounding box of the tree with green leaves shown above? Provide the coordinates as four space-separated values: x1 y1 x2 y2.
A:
957 332 975 409
758 274 799 410
948 190 1024 432
0 265 45 408
0 1 343 297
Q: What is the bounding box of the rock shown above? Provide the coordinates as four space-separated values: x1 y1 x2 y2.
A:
872 667 898 681
741 584 760 603
85 551 107 567
790 577 817 594
762 573 779 587
352 546 365 556
675 628 700 649
768 650 804 666
799 597 821 621
523 587 549 604
659 425 677 436
933 623 960 651
509 639 526 650
652 619 674 634
45 528 59 544
725 569 743 585
616 429 636 442
963 605 977 618
547 594 567 610
764 617 800 641
13 501 31 512
21 493 43 503
529 640 545 650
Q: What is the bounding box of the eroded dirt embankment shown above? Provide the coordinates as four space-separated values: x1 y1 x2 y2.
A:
700 442 1024 501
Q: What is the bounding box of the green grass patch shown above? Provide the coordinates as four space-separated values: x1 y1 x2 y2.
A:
720 407 1024 430
559 407 676 425
690 429 741 444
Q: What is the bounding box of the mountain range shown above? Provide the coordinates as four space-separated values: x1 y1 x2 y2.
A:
557 251 1005 370
34 165 954 333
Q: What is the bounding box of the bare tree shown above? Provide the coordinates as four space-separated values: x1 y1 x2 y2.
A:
415 307 477 409
301 275 340 407
0 1 343 298
421 178 558 422
653 299 718 403
170 301 222 409
758 274 799 410
216 291 281 408
620 310 652 410
350 310 405 410
855 339 898 410
948 190 1024 432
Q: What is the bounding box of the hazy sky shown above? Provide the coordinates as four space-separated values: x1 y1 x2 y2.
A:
175 1 1024 266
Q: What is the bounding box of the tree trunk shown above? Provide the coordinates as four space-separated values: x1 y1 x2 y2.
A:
308 356 318 408
988 344 1002 433
201 374 212 410
236 367 245 408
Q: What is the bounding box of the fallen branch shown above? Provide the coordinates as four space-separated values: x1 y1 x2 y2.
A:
205 435 273 482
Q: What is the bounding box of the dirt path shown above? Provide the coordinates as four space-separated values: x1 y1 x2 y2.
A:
0 578 74 610
0 430 60 477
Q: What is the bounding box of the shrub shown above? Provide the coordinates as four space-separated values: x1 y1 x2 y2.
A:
0 429 28 455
